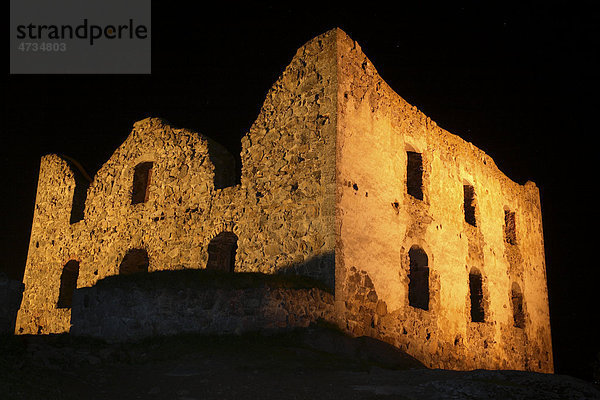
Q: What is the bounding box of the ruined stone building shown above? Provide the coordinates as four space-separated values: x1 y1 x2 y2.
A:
15 28 553 373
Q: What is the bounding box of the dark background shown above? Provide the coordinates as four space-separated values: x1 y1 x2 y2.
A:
3 2 598 381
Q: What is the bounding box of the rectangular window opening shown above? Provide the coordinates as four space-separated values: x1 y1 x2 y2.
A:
469 272 485 322
504 210 517 245
512 291 525 328
406 151 423 200
463 184 477 226
131 162 153 204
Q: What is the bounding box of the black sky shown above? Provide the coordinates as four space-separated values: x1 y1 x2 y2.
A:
3 2 599 381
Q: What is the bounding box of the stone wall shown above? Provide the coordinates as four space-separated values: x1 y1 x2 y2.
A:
333 28 552 373
70 272 334 342
236 28 338 284
0 274 24 334
16 30 339 335
16 120 235 334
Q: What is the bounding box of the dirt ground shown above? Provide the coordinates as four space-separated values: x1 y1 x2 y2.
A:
2 327 599 400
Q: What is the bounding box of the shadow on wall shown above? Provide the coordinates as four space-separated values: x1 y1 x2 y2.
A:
66 251 335 341
119 249 150 275
203 230 333 289
77 250 335 294
276 251 335 291
69 267 335 342
0 273 24 334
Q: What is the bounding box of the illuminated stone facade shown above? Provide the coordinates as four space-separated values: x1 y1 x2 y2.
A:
16 28 552 373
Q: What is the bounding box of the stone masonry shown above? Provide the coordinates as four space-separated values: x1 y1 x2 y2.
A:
15 28 553 373
69 273 334 343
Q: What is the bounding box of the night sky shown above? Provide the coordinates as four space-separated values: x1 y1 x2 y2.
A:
3 3 598 381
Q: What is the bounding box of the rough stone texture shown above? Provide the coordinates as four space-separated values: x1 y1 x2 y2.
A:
0 274 24 334
238 28 337 282
17 30 338 337
15 28 552 374
69 275 334 342
334 29 552 373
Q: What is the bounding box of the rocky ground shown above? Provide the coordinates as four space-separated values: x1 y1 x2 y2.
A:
2 326 599 400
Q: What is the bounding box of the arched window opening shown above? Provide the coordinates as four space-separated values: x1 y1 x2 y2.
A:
469 268 485 322
119 249 149 275
504 209 517 245
131 162 153 204
57 260 80 309
512 282 525 328
206 232 238 272
408 246 429 310
463 184 477 226
406 151 423 200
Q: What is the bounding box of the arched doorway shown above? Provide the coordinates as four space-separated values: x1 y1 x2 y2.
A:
119 249 149 275
57 260 80 309
206 232 238 272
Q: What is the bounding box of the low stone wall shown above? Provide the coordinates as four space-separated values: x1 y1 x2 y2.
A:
70 271 334 342
0 275 24 334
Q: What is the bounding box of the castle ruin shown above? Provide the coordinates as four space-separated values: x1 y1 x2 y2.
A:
15 28 553 373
